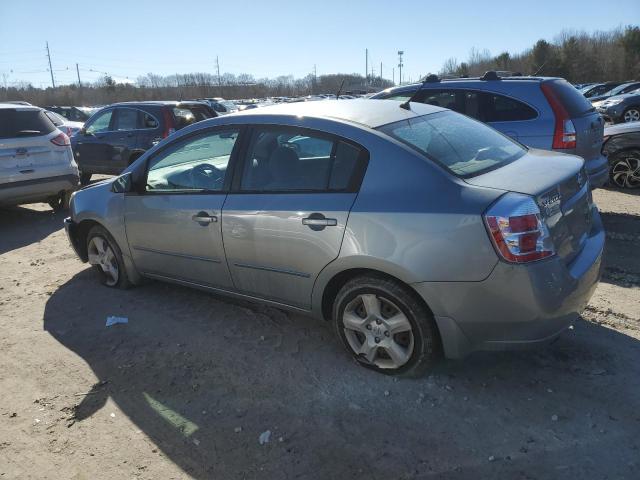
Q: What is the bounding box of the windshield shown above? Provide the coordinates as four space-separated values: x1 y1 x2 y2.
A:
0 108 56 139
377 111 526 177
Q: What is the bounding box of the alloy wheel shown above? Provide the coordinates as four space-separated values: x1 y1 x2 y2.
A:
611 154 640 189
623 109 640 123
87 236 119 286
342 293 414 369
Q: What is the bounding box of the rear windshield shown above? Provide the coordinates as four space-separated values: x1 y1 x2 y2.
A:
547 79 595 117
377 111 526 177
172 105 215 129
0 108 57 139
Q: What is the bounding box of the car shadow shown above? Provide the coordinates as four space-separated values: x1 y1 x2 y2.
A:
44 269 640 479
0 205 65 255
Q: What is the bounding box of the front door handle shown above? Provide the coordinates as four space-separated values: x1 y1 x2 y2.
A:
192 211 218 226
302 213 337 231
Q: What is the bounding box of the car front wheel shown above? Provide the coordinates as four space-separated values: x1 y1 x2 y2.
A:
86 225 131 289
609 149 640 189
622 107 640 123
333 275 440 376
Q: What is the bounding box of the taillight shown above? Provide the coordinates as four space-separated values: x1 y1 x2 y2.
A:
51 132 70 146
484 193 555 264
162 108 175 138
541 83 577 149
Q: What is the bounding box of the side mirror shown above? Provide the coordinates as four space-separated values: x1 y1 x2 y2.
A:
81 127 92 136
111 172 133 194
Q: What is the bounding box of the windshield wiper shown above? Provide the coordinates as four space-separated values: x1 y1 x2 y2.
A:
15 130 41 136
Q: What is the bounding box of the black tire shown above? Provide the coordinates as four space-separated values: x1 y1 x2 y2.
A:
332 274 441 377
608 149 640 189
86 225 131 289
79 171 92 185
47 191 69 212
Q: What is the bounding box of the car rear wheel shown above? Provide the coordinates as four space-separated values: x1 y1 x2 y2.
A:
609 149 640 189
79 171 92 185
623 107 640 123
333 275 440 376
86 225 131 289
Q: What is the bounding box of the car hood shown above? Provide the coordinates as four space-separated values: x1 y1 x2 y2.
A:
463 148 584 195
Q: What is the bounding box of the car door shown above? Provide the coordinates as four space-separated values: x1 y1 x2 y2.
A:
124 127 242 288
110 107 140 172
222 126 369 309
73 108 117 173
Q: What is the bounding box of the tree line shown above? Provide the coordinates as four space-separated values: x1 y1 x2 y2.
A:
439 26 640 82
1 72 392 107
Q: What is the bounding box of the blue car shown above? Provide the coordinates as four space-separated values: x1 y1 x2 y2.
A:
371 72 609 188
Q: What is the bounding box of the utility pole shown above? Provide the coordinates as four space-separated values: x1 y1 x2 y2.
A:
397 51 404 85
76 63 81 87
215 56 221 97
380 62 383 82
393 68 395 85
313 64 317 94
365 48 368 85
46 41 55 88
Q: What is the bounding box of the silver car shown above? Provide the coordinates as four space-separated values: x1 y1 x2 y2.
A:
1 103 79 210
64 100 604 375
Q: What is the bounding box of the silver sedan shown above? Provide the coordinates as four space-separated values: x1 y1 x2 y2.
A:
64 100 604 375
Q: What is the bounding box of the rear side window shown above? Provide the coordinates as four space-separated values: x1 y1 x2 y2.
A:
44 111 65 127
482 93 538 122
378 111 526 177
545 80 595 117
0 109 56 139
173 105 214 129
240 127 367 192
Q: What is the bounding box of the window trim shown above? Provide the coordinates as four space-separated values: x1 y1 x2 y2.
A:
231 124 370 195
137 125 246 196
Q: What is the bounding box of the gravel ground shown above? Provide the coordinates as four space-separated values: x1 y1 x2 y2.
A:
0 185 639 480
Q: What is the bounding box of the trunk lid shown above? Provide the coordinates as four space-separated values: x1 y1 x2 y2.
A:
465 149 593 264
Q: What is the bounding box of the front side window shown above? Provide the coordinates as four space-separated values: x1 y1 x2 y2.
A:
146 129 239 192
240 128 366 192
86 110 113 134
114 108 138 131
377 111 526 177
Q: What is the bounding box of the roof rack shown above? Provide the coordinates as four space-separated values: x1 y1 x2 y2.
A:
480 71 501 81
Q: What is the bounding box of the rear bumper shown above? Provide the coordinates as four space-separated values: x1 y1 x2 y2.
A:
584 154 609 188
412 209 605 359
0 173 79 206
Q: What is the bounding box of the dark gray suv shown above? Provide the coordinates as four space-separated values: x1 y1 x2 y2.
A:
372 73 609 188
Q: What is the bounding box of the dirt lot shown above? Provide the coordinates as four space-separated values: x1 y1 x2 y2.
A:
1 186 639 480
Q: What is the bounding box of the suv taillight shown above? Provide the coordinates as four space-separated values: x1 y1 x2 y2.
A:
162 107 175 138
484 193 555 263
51 132 70 146
541 83 576 149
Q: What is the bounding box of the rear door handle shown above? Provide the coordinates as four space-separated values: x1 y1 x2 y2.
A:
192 212 218 225
302 218 337 226
302 214 337 231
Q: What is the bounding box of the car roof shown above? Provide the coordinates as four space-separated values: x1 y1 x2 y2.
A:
376 76 563 95
229 99 445 128
0 103 40 111
109 101 208 107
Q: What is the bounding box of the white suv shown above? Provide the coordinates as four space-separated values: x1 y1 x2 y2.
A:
0 103 79 210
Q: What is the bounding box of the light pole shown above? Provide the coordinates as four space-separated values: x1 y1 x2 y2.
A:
397 50 404 85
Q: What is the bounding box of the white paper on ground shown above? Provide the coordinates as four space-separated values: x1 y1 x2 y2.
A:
106 316 128 327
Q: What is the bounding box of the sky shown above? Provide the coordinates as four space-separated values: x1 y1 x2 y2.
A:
1 0 638 88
